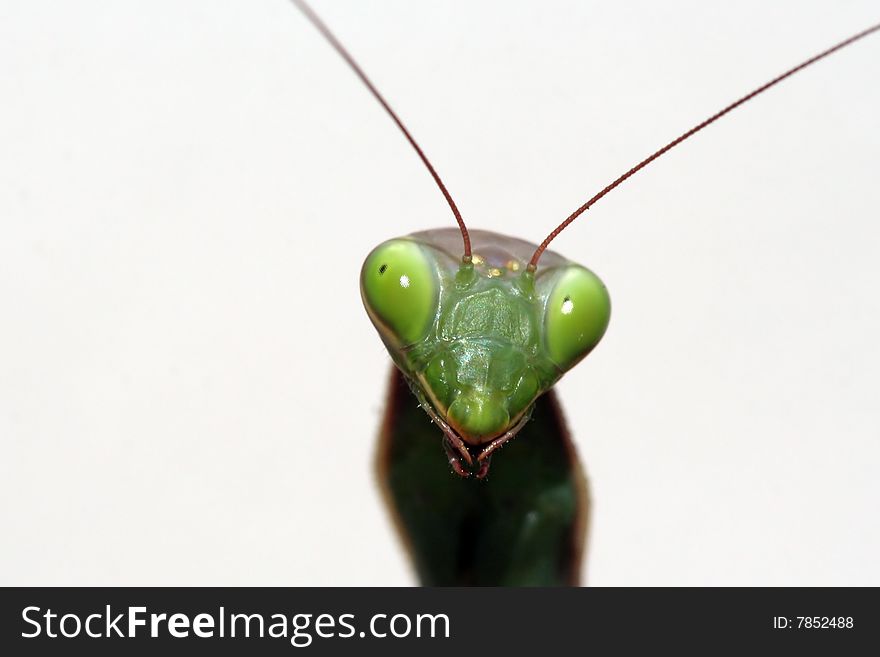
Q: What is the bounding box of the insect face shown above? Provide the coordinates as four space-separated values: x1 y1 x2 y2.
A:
361 229 610 476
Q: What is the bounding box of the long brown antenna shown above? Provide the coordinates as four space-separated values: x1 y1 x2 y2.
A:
529 22 880 270
292 0 472 260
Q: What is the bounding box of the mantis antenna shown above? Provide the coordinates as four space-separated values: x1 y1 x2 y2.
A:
527 21 880 270
292 0 472 262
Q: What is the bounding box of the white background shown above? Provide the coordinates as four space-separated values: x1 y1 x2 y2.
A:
2 0 878 586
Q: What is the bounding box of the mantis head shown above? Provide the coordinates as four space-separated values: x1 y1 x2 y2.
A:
361 229 610 478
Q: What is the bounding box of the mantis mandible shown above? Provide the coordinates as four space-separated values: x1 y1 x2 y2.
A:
294 0 879 585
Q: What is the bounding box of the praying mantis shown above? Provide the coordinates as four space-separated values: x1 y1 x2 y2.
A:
2 1 878 588
294 0 880 585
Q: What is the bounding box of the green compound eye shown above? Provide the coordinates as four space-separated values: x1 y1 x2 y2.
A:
361 239 438 346
544 266 611 369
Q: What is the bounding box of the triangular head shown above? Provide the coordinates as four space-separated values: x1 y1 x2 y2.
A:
361 229 611 477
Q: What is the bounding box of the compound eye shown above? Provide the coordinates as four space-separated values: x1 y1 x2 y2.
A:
544 266 611 369
360 239 438 346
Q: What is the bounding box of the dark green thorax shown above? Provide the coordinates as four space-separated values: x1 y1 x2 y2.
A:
377 367 588 586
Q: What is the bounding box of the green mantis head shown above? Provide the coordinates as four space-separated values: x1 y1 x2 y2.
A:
361 229 610 477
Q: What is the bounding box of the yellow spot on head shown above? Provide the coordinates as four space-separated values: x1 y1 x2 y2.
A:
472 254 484 266
506 260 521 272
488 268 502 278
399 274 410 288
